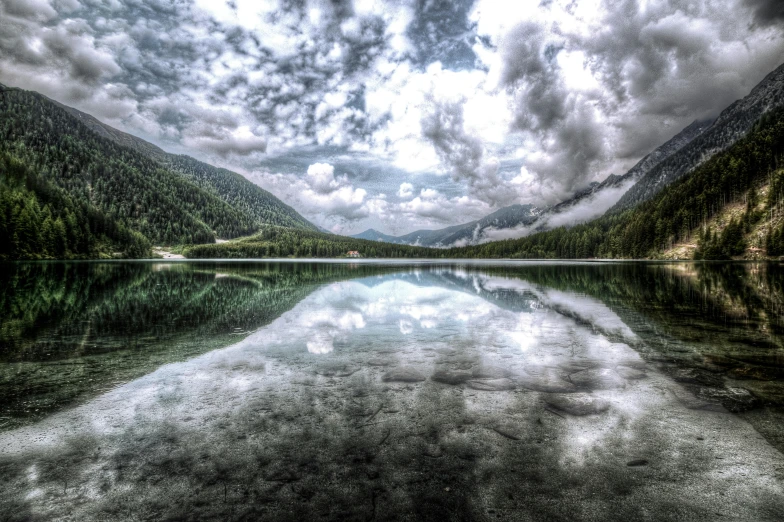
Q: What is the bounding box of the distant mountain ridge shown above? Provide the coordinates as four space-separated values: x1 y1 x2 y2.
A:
352 204 540 248
356 59 784 249
354 117 713 247
529 117 714 230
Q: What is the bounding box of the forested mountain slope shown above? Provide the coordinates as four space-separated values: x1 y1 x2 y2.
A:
353 117 711 248
0 84 316 259
441 107 784 260
54 101 316 232
534 118 713 226
612 62 784 211
194 107 784 261
0 153 150 259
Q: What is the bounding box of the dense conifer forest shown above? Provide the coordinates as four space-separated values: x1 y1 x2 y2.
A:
183 226 442 258
2 84 784 261
0 153 149 259
184 108 784 260
0 86 316 259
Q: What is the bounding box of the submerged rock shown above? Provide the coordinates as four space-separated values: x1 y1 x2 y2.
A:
431 369 472 385
264 468 300 482
616 366 647 380
367 358 395 367
382 367 426 382
423 444 444 458
543 393 610 416
518 367 577 393
569 368 626 390
315 363 360 377
466 378 516 391
491 423 523 440
434 348 458 356
559 360 605 373
472 365 513 379
698 386 759 413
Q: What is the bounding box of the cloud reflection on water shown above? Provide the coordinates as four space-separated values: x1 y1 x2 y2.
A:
1 266 783 520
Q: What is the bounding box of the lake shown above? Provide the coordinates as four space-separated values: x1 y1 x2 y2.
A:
1 260 784 521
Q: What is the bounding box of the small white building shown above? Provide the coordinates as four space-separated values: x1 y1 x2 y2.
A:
347 250 360 258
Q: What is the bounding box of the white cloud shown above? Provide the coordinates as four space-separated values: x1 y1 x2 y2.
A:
2 0 783 235
397 182 414 198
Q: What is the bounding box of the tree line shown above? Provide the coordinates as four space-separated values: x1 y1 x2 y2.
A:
0 87 315 252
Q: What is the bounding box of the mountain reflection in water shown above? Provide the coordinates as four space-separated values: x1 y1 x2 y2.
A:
1 261 783 521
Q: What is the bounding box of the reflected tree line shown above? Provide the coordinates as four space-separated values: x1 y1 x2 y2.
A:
1 260 783 429
0 261 406 428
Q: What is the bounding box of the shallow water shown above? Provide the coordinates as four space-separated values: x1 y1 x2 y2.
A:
1 260 784 521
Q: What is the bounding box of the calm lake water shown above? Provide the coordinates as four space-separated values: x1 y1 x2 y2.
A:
1 260 784 521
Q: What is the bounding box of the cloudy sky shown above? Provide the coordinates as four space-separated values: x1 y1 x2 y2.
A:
1 0 783 234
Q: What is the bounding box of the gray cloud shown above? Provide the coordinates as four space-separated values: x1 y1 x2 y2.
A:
186 134 267 157
1 0 783 235
407 0 477 69
578 0 784 158
419 97 517 206
498 21 605 201
744 0 784 26
420 97 483 183
484 0 784 202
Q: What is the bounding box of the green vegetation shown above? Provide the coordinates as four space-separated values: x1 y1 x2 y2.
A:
185 109 784 261
165 155 315 231
3 82 784 261
440 109 784 259
0 153 149 259
183 225 444 258
766 169 784 256
0 261 408 429
0 86 316 259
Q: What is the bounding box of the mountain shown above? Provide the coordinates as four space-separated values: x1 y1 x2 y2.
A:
352 228 408 243
0 84 317 259
354 117 713 248
612 62 784 211
354 61 784 250
193 101 784 261
530 118 714 231
443 104 784 260
49 97 316 232
352 204 540 248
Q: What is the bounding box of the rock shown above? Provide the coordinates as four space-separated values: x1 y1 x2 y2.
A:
699 386 759 413
435 348 458 356
569 368 626 390
315 363 360 377
617 358 647 370
668 385 721 411
491 422 523 440
616 366 646 380
472 365 513 379
559 360 605 373
543 393 610 416
452 358 477 370
265 468 300 482
518 367 577 393
382 367 426 383
466 378 516 391
431 370 473 385
367 358 394 367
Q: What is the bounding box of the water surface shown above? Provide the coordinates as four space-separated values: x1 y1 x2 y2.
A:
1 261 784 521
